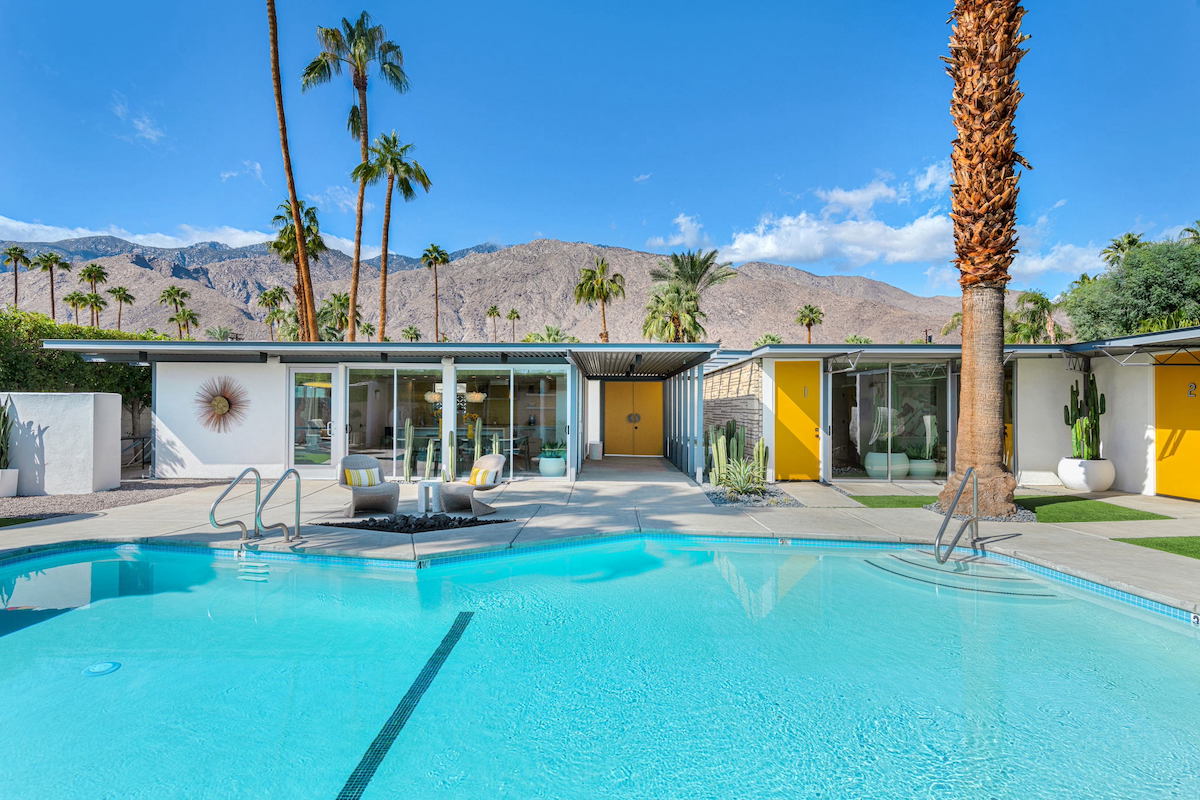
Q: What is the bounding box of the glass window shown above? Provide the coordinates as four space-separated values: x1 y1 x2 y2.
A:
346 369 397 474
456 369 512 478
890 363 949 480
292 371 334 469
513 367 569 478
395 369 443 481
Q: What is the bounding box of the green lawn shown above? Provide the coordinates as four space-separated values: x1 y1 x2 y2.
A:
848 493 1173 523
1115 537 1200 560
1013 495 1171 523
850 495 937 508
0 517 37 528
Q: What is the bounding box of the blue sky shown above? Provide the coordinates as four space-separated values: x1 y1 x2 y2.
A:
1 0 1197 296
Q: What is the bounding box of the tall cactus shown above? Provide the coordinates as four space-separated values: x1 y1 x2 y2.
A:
424 439 436 480
402 419 414 482
1063 373 1106 460
752 438 768 480
491 432 501 456
473 419 483 463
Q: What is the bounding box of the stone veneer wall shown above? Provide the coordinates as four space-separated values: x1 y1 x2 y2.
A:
703 360 763 460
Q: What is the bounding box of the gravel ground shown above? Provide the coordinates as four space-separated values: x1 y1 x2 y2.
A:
0 479 224 520
704 484 803 508
921 502 1038 523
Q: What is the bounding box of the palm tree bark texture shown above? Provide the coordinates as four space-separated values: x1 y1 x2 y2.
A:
937 0 1028 518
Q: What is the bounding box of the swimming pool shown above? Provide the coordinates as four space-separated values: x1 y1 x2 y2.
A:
1 538 1198 799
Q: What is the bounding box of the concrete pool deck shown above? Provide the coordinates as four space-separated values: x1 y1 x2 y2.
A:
3 458 1200 616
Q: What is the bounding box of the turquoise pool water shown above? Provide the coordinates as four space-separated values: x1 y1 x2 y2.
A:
1 539 1198 799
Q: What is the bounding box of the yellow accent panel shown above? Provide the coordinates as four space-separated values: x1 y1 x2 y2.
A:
603 381 663 456
775 361 821 480
1155 361 1200 501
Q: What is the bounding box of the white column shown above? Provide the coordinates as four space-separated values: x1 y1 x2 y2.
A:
441 357 455 480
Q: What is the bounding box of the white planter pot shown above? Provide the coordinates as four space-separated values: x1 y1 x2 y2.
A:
0 468 17 498
908 459 938 479
864 452 909 479
1056 458 1115 492
539 456 567 478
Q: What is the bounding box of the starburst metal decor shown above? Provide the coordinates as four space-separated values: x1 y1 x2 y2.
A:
194 376 249 432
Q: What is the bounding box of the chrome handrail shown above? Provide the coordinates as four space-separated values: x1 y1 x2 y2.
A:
932 467 979 564
209 468 262 541
256 468 302 543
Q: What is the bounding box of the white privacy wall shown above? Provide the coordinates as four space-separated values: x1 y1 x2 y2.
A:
1092 358 1155 495
153 362 287 478
4 392 120 494
1014 359 1075 485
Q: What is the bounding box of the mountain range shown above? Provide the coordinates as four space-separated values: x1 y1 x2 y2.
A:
0 235 964 347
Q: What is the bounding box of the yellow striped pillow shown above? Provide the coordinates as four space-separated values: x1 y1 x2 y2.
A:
344 467 381 487
468 467 497 487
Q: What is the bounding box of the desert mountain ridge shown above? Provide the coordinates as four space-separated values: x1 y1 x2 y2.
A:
0 235 966 348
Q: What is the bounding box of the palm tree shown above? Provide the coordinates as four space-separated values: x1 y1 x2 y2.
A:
159 284 191 325
844 334 873 344
937 0 1027 517
62 291 88 324
1100 232 1144 267
420 244 449 341
522 325 581 343
643 283 707 343
400 324 421 341
794 304 824 344
573 257 626 343
506 308 520 342
106 286 134 331
358 320 376 339
270 200 328 339
178 307 199 338
84 292 107 328
941 310 963 336
317 292 359 340
167 310 187 339
650 249 737 293
1010 289 1062 343
1179 220 1200 245
257 286 290 341
303 11 410 342
265 307 291 340
486 304 501 342
206 326 234 341
78 264 108 326
266 0 318 341
352 132 431 342
3 245 30 308
753 333 783 346
32 252 70 321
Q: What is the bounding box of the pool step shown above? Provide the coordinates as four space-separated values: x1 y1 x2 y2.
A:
237 561 270 583
863 551 1059 598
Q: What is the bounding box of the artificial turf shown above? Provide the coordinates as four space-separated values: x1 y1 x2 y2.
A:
849 495 937 508
848 493 1173 523
0 517 37 528
1114 537 1200 560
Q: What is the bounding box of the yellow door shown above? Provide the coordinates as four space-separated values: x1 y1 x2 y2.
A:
1155 360 1200 500
604 381 663 456
775 361 821 480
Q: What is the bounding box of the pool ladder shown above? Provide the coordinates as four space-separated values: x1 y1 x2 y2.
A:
209 468 303 545
932 467 979 564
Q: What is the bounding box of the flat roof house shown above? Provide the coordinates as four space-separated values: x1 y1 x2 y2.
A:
45 328 1200 500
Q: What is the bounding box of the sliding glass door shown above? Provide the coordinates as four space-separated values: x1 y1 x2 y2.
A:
345 367 441 479
290 369 335 476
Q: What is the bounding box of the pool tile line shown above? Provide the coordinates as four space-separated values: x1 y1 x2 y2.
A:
335 611 475 800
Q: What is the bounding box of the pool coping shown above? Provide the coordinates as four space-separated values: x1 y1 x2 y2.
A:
3 530 1199 630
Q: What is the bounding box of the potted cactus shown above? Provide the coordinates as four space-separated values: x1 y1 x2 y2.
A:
1057 374 1115 492
0 401 16 497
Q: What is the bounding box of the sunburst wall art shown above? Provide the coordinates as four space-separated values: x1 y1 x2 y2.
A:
194 377 250 433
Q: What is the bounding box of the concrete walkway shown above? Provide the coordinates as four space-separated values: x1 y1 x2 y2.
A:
3 473 1200 616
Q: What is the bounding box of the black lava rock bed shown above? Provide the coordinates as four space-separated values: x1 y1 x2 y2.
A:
332 513 512 534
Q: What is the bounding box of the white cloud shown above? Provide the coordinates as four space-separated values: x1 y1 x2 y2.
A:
633 173 652 183
320 232 381 260
913 161 952 196
815 180 899 219
646 213 710 249
1011 243 1103 280
720 209 953 266
110 91 164 143
306 185 372 215
220 160 265 184
1052 198 1068 210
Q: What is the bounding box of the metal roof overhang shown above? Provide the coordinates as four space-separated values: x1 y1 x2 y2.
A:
1063 326 1200 365
40 340 719 380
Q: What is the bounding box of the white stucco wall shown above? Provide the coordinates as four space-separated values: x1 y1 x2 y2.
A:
585 379 601 455
1092 358 1156 495
1014 358 1075 485
153 361 288 478
4 392 121 494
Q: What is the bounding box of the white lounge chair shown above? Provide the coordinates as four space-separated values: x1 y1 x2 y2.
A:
337 454 400 516
441 454 506 516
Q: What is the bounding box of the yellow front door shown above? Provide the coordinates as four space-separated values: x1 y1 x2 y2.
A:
604 381 663 456
1155 360 1200 500
775 361 821 480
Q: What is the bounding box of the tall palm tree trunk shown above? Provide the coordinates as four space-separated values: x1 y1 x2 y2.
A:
48 270 56 321
267 0 318 341
510 319 516 342
599 298 609 343
11 269 17 309
347 79 370 343
806 324 812 344
433 266 440 342
937 0 1026 517
116 302 123 331
378 174 394 342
